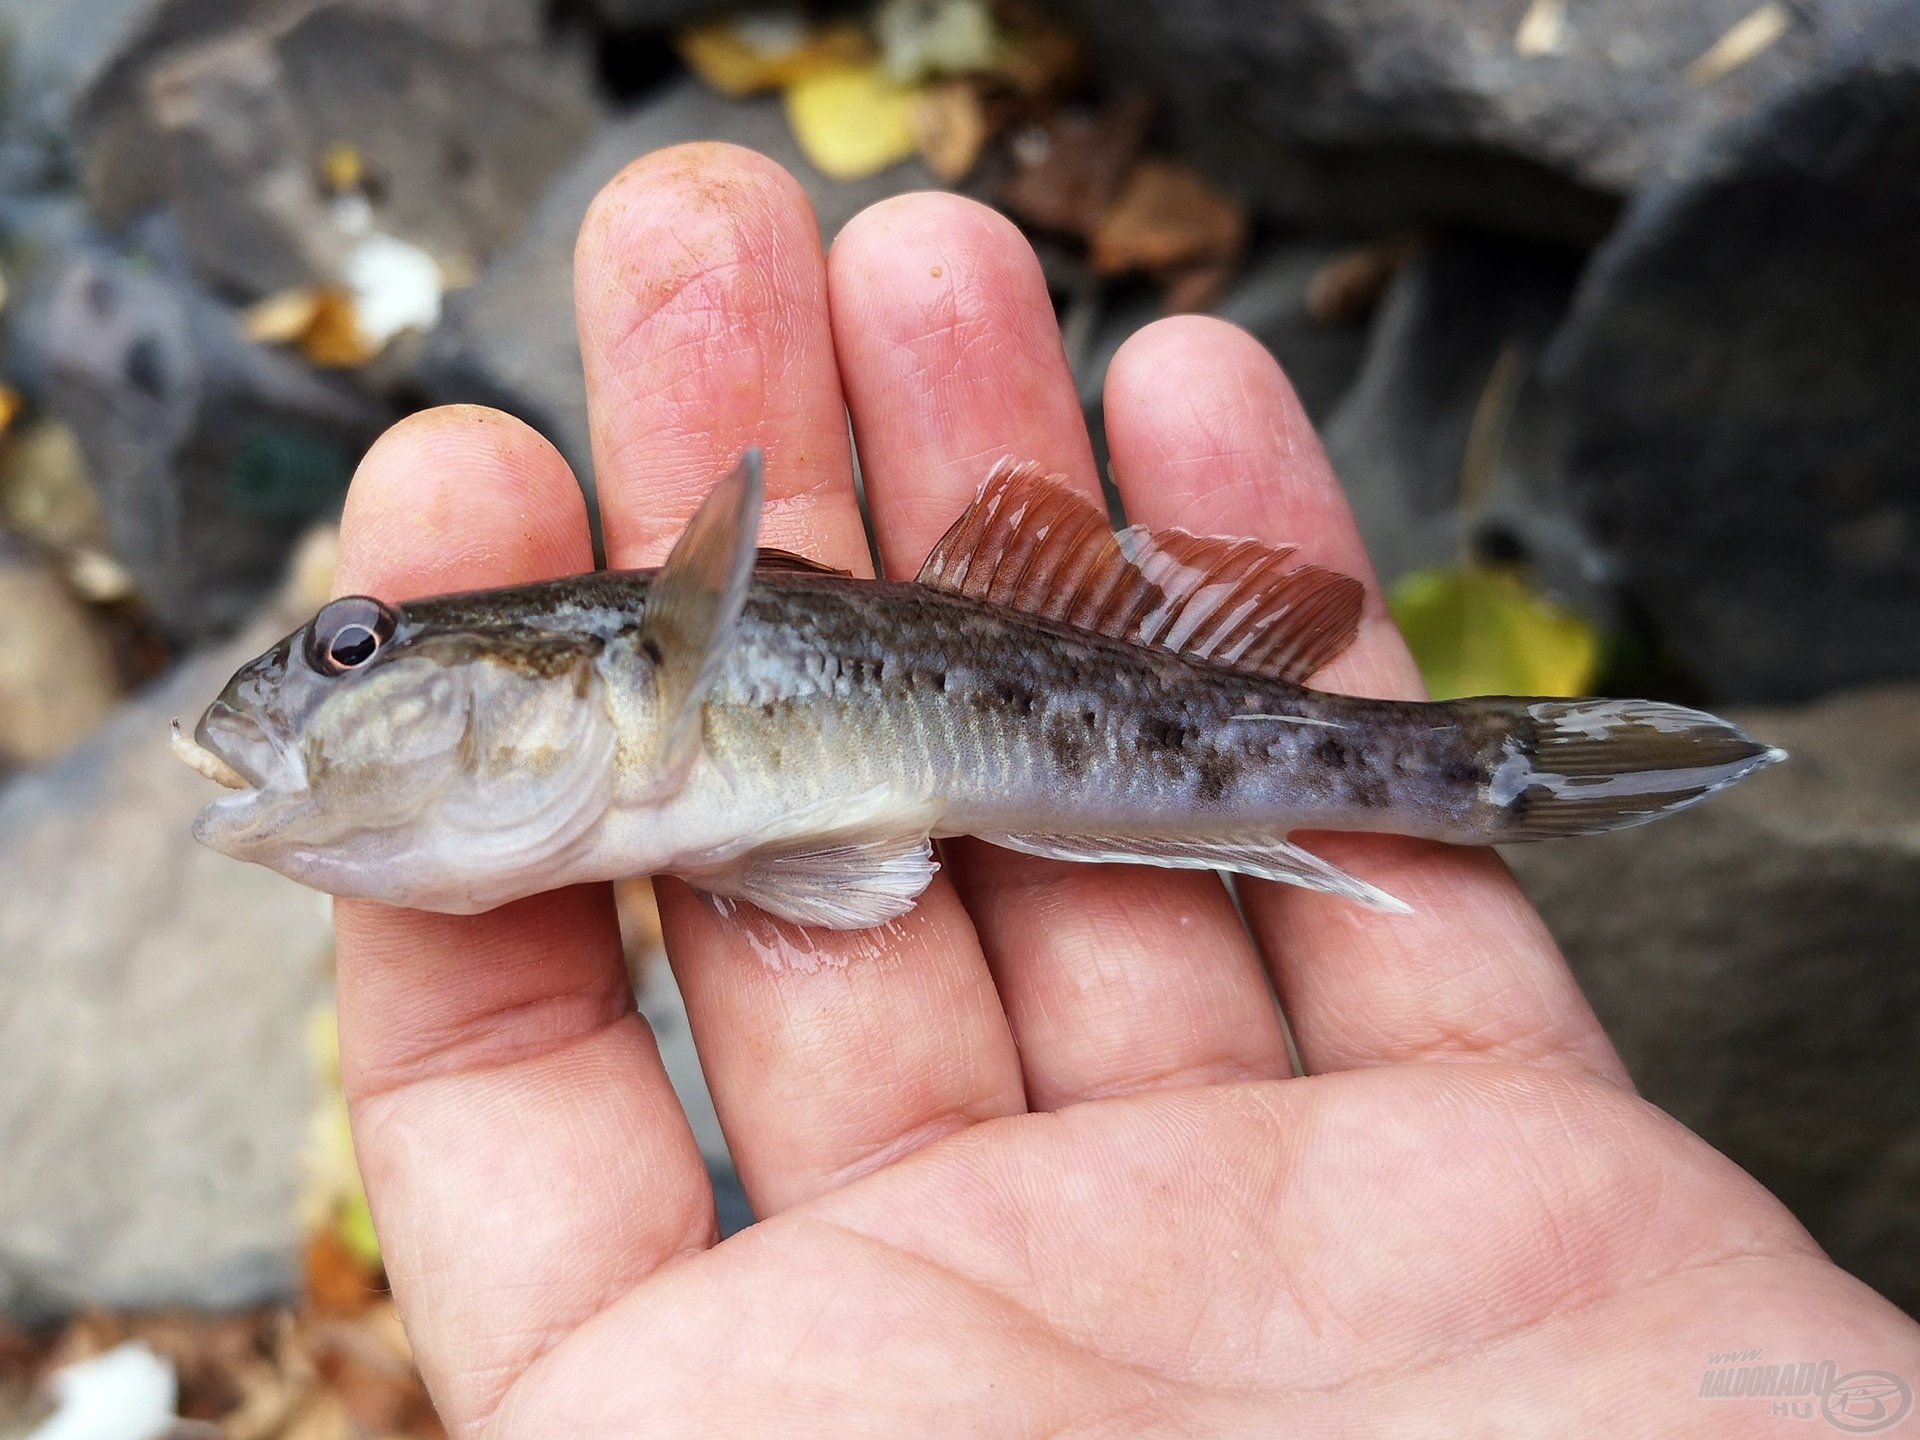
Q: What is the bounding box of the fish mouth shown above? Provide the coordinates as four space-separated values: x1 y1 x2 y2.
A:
184 701 285 791
174 703 316 857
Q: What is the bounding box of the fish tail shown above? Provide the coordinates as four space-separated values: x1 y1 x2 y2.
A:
1467 697 1785 840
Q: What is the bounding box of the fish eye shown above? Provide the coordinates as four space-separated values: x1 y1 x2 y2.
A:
306 596 398 675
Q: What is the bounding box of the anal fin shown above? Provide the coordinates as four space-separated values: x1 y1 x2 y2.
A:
688 832 939 930
983 831 1411 914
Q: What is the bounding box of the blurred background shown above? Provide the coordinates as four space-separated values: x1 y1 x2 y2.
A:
1 0 1915 1433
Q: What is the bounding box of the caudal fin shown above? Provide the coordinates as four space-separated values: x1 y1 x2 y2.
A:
1480 698 1785 840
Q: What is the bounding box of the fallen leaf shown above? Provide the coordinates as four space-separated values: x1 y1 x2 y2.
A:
990 19 1082 98
1686 2 1790 85
1161 262 1236 314
302 1233 381 1322
1389 564 1602 701
877 0 1000 82
677 14 871 97
784 63 924 181
1305 237 1419 325
319 142 362 196
1090 159 1247 276
912 80 992 181
1002 94 1154 238
242 289 327 347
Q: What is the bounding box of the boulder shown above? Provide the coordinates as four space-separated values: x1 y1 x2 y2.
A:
581 0 733 30
422 74 940 479
1041 0 1895 237
1323 233 1603 611
0 564 336 1323
42 241 389 640
1073 238 1372 482
1545 14 1920 702
1509 684 1920 1317
73 0 597 297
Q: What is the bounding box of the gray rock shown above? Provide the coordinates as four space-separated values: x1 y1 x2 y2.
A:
1071 239 1371 484
43 242 388 640
582 0 733 29
1509 684 1920 1317
0 0 157 190
1042 0 1895 237
74 0 597 296
423 75 940 479
1545 16 1920 702
0 589 335 1323
1322 234 1606 611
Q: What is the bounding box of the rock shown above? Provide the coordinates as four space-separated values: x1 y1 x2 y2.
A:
1508 684 1920 1318
42 241 389 641
0 544 121 770
0 569 336 1323
0 0 155 191
422 75 940 477
1322 234 1606 611
583 0 734 30
1072 238 1372 484
73 0 598 297
1545 14 1920 702
1041 0 1894 237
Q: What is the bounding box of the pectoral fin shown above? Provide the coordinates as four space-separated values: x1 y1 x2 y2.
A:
983 830 1411 914
640 450 764 786
690 831 939 930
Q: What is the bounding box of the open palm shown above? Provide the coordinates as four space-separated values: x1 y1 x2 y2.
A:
331 146 1919 1438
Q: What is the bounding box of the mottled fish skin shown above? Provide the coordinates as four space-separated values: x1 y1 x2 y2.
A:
180 455 1782 923
681 571 1508 843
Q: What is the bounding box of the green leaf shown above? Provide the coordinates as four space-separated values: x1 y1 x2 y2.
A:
1389 564 1602 700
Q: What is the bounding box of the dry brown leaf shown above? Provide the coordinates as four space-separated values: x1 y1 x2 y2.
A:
913 79 992 181
1090 160 1247 276
1002 94 1154 238
1306 236 1420 325
678 16 871 97
243 289 328 346
992 20 1082 97
1162 262 1236 315
302 1231 383 1321
299 291 376 370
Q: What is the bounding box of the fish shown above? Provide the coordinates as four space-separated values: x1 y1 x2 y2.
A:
174 452 1785 927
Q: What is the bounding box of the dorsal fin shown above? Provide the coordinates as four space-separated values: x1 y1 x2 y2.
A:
755 547 852 576
916 461 1363 684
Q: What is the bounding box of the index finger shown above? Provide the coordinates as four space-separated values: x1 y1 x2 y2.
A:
331 407 715 1435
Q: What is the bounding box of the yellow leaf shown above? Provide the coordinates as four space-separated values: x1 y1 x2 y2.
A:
677 15 871 97
320 140 363 195
785 63 923 181
1389 564 1602 701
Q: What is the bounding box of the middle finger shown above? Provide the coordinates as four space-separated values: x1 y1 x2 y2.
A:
576 145 1026 1214
829 192 1293 1109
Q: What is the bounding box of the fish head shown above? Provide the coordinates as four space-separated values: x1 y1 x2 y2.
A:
183 594 617 911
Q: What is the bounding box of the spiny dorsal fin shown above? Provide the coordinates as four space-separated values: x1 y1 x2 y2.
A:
755 547 853 577
916 461 1363 683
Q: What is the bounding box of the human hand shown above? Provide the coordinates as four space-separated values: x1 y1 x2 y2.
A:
330 146 1920 1438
